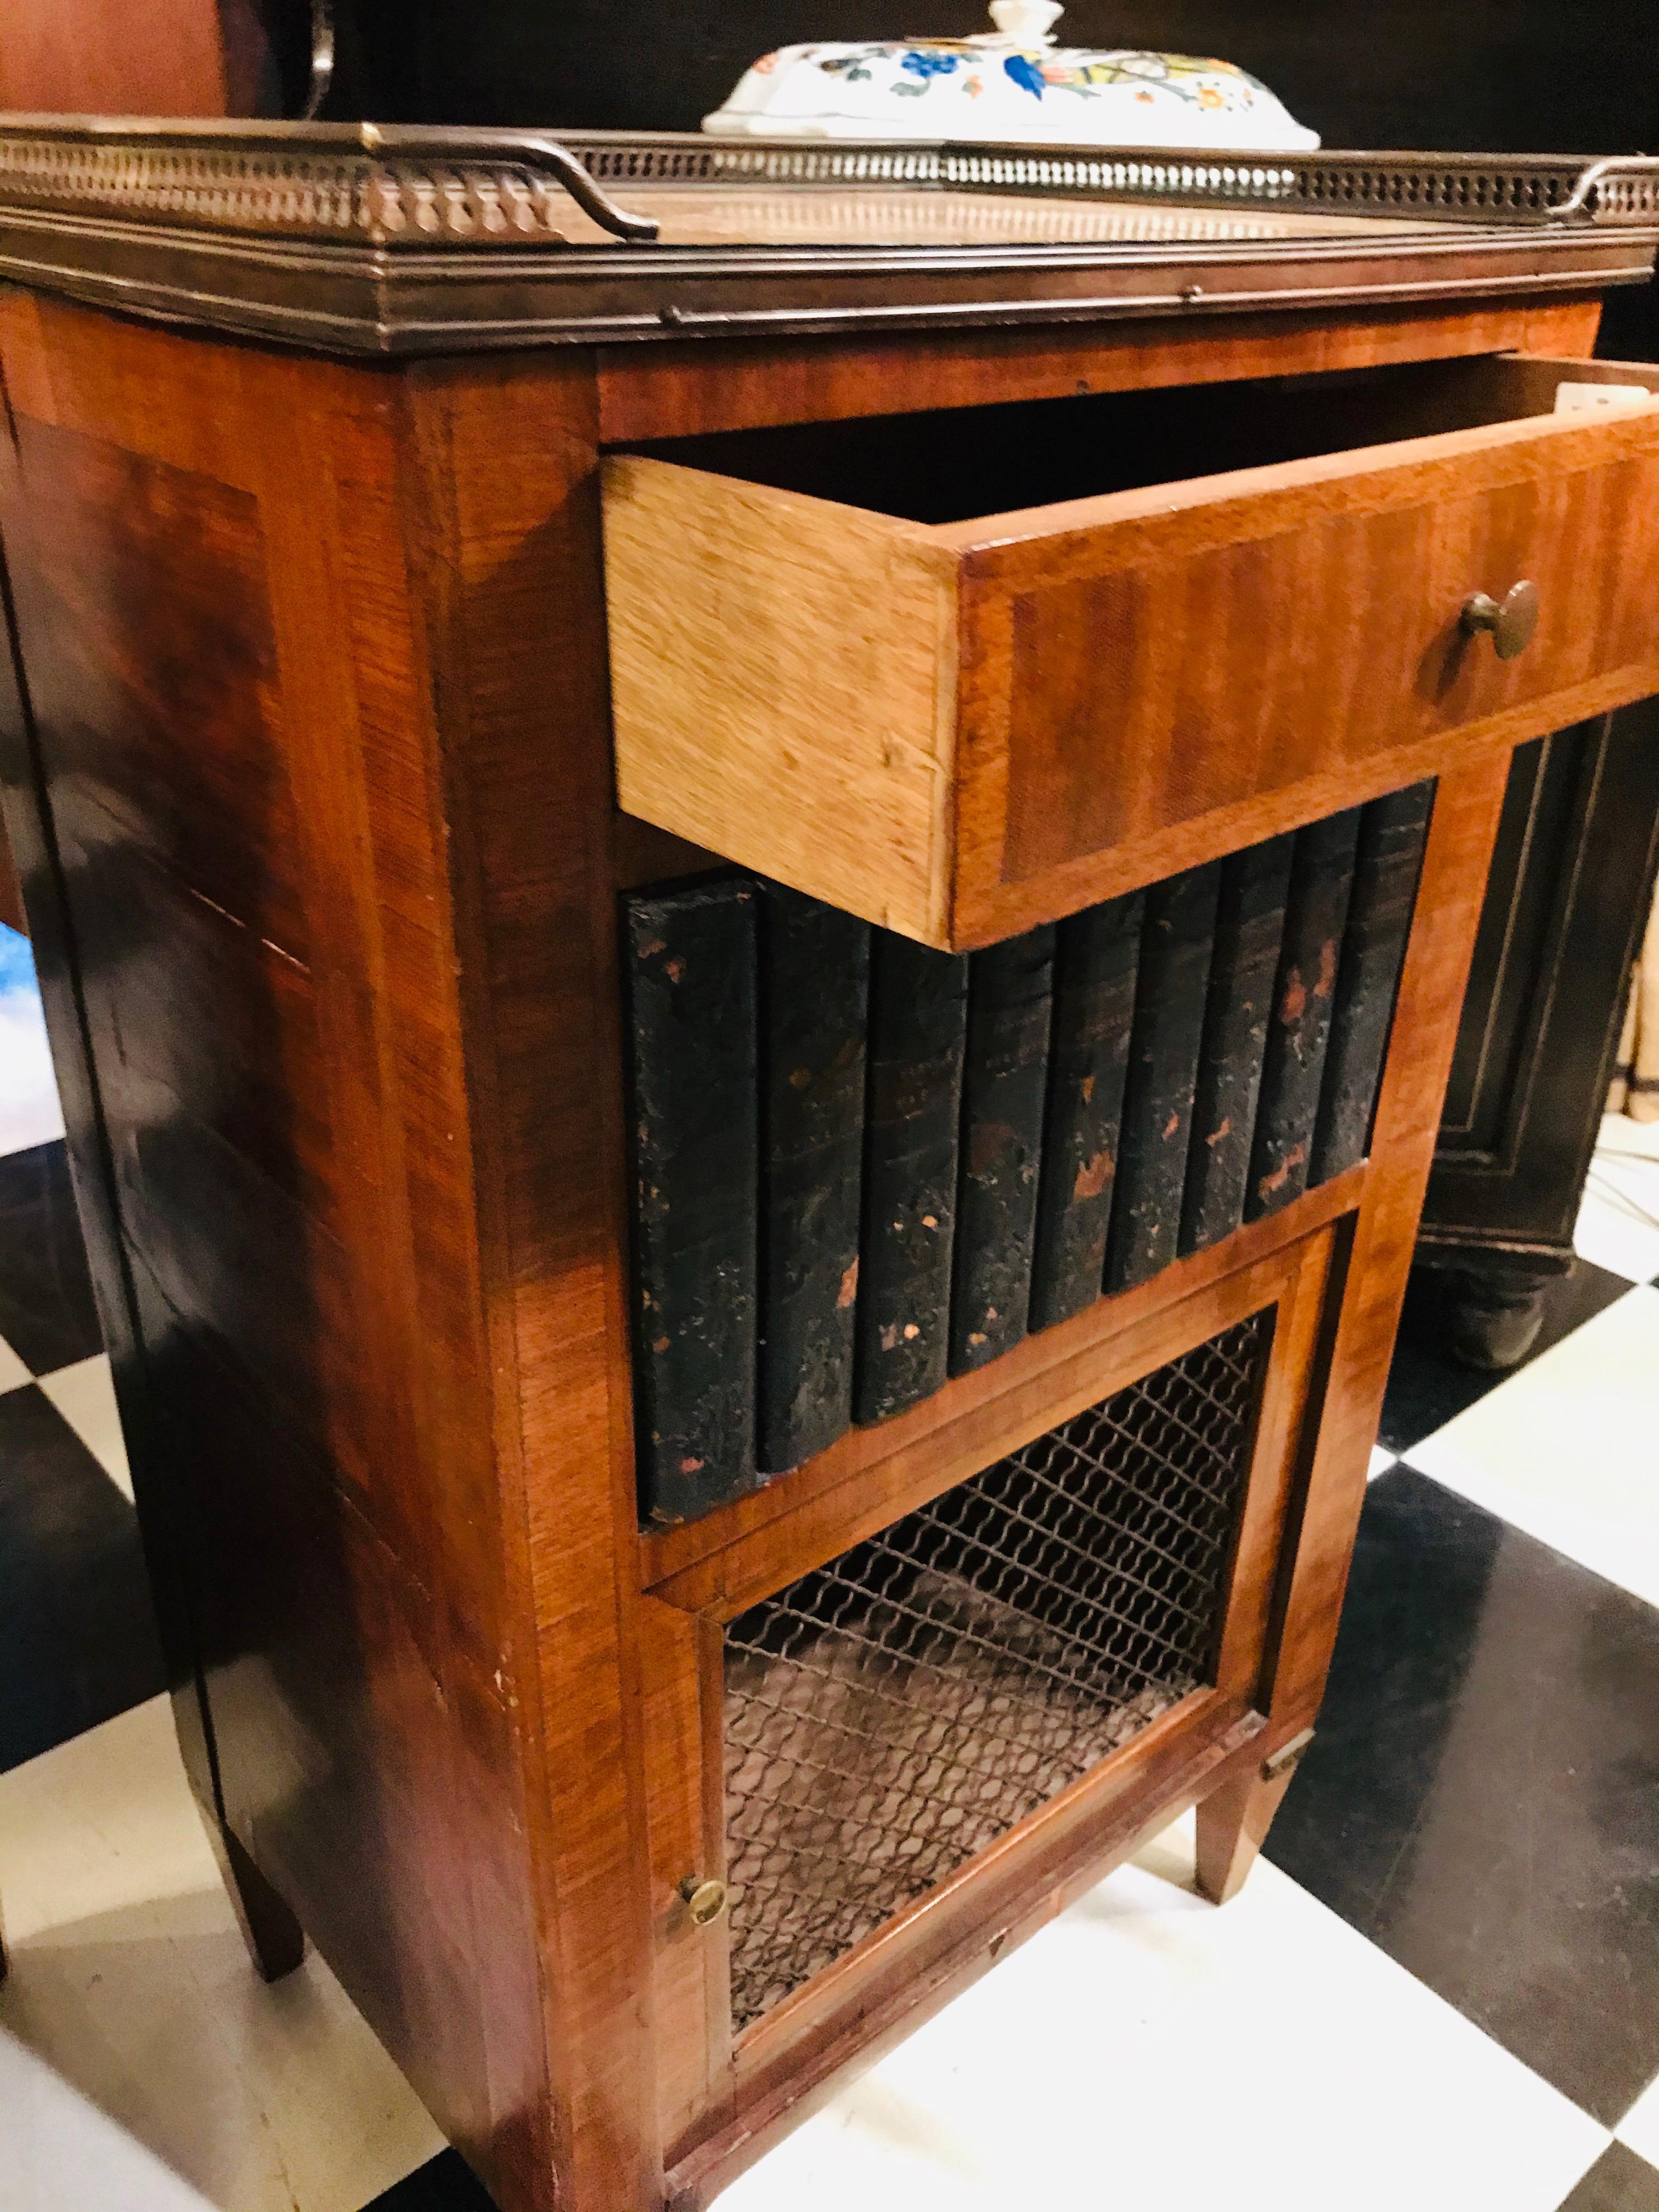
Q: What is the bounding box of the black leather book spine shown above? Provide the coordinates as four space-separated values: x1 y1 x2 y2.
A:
1181 833 1296 1255
1029 891 1144 1330
756 883 871 1474
1311 782 1436 1184
624 879 759 1527
854 933 970 1423
1246 808 1362 1221
950 924 1058 1374
1105 861 1223 1294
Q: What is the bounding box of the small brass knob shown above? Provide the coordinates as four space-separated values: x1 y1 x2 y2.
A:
679 1875 728 1927
1461 579 1539 660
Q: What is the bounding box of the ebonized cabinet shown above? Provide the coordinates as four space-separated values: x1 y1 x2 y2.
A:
1416 707 1659 1363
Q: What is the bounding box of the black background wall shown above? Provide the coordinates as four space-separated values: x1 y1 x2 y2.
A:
329 0 1652 155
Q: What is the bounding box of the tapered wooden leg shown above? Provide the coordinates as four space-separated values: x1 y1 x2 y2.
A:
1194 1763 1297 1905
208 1819 306 1983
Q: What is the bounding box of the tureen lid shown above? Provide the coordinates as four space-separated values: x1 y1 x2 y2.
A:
703 1 1319 151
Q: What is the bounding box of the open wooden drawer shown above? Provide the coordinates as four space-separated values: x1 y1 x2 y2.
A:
604 352 1659 951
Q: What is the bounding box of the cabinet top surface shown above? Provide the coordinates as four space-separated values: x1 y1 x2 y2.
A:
0 120 1655 356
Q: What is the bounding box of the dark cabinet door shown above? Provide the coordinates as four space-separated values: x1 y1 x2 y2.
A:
1415 699 1659 1363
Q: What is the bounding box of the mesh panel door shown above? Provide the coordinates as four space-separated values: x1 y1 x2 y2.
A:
723 1311 1269 2030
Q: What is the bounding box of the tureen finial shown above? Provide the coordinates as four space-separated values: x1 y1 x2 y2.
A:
986 0 1063 44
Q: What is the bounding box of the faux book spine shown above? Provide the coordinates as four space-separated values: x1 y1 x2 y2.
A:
854 933 970 1423
1246 809 1362 1221
950 924 1057 1373
1106 861 1222 1294
1029 892 1144 1330
624 794 1419 1524
1311 781 1435 1184
757 883 871 1473
624 878 759 1528
1181 834 1296 1255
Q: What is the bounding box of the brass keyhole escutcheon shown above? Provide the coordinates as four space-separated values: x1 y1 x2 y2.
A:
679 1875 729 1927
1461 579 1540 661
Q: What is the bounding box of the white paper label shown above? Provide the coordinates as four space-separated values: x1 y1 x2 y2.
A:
1553 380 1655 414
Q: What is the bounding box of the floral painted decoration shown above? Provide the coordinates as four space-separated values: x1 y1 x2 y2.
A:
704 4 1319 150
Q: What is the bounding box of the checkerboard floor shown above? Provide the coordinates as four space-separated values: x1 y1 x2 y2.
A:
4 919 1659 2212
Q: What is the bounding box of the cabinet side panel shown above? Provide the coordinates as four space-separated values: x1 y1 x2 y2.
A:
0 805 22 931
0 331 222 1824
0 293 556 2208
405 354 663 2212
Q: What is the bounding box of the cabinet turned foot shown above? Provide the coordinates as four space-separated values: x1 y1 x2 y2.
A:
212 1822 305 1983
1442 1266 1551 1372
1194 1733 1312 1905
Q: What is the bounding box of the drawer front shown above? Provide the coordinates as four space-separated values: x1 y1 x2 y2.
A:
972 420 1659 922
606 380 1659 951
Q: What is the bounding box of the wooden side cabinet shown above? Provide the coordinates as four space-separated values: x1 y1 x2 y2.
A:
0 808 22 934
1 123 1656 2212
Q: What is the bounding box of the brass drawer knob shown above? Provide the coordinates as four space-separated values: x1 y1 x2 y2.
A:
679 1875 729 1927
1461 579 1539 660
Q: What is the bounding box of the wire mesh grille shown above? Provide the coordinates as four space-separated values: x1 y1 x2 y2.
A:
722 1311 1269 2030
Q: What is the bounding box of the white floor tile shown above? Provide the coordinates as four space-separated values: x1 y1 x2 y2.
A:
1406 1284 1659 1609
0 929 64 1158
1616 2069 1659 2166
1368 1445 1396 1480
0 1331 31 1394
39 1355 133 1500
1576 1142 1659 1284
4 2029 217 2212
721 1814 1607 2212
0 1696 443 2212
1598 1113 1659 1161
1587 1134 1659 1213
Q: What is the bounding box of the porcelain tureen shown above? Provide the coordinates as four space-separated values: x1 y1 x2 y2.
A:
703 1 1321 151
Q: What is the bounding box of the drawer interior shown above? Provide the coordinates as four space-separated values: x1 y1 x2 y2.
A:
721 1308 1268 2032
617 353 1606 528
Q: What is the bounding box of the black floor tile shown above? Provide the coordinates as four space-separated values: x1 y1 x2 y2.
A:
1378 1260 1633 1456
0 1139 103 1377
1559 2144 1659 2211
361 2152 499 2210
1266 1465 1659 2123
0 1383 166 1770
